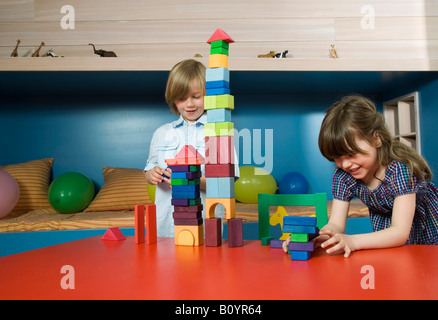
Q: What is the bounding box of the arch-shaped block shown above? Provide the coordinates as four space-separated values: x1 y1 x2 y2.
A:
205 197 235 220
174 225 204 246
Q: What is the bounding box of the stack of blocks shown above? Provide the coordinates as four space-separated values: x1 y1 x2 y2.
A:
204 29 243 248
283 216 319 261
165 145 205 246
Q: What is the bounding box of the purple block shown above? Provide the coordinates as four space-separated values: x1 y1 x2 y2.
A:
288 241 315 252
270 239 284 248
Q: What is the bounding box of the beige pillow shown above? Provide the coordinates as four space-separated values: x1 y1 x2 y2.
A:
0 158 53 212
84 167 152 212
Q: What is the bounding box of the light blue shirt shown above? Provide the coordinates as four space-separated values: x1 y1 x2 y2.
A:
144 112 239 237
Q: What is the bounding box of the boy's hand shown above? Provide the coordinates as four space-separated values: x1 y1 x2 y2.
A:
146 166 172 185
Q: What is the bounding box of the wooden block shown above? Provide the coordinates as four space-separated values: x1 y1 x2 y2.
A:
165 157 202 166
145 204 157 245
206 87 230 96
210 40 230 49
290 251 311 261
282 225 317 234
206 67 229 82
288 241 314 252
205 197 235 220
171 171 202 179
205 163 234 177
207 28 235 44
171 198 202 206
227 218 243 247
174 225 204 246
290 233 309 243
204 94 234 110
207 108 232 123
174 218 203 226
206 80 229 89
101 227 126 241
283 216 317 226
270 239 284 248
174 204 203 212
261 236 274 246
171 190 200 199
206 177 234 198
135 204 145 244
210 47 229 55
204 122 234 137
171 178 200 186
205 217 222 247
173 211 202 219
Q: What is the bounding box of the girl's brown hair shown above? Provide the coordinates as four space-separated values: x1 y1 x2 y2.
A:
318 95 432 182
165 59 206 115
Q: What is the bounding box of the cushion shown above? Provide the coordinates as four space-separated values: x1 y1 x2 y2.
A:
84 167 152 212
0 158 54 212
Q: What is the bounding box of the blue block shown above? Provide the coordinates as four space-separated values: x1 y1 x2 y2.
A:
206 67 230 82
206 88 231 96
290 250 311 261
172 190 200 199
206 80 230 89
172 185 200 193
282 225 317 234
283 216 317 226
207 108 232 123
206 177 234 198
171 171 202 179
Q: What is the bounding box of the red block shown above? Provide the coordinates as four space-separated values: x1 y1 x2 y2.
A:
205 136 234 165
146 204 157 245
135 204 145 244
227 218 243 247
101 227 126 241
173 218 204 226
173 211 202 219
205 164 235 177
205 218 222 247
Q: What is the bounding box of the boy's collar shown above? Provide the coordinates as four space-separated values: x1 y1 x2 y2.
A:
172 112 207 128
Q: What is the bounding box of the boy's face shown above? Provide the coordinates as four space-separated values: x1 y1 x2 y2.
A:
175 80 204 122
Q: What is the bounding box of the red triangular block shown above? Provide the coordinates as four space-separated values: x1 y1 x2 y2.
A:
207 28 235 44
101 227 126 241
166 145 205 166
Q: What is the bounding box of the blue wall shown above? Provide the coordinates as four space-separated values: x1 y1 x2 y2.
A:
1 71 437 198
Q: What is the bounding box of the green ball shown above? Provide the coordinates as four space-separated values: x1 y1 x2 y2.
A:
48 172 95 214
235 166 277 204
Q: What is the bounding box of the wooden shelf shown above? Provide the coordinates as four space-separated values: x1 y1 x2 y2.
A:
1 57 438 72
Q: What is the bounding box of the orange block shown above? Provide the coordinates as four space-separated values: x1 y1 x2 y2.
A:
205 197 235 220
209 54 228 69
174 225 204 246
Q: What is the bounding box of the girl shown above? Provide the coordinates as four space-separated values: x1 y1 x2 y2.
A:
144 59 239 237
286 95 438 257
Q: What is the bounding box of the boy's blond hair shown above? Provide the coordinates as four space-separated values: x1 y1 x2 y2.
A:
165 59 206 115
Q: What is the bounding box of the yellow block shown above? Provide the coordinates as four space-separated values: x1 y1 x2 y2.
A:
205 197 236 220
209 54 228 69
174 225 204 246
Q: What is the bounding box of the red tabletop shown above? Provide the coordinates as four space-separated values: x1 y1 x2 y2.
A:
1 236 437 300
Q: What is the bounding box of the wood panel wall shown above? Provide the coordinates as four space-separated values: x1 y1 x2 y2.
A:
0 0 437 70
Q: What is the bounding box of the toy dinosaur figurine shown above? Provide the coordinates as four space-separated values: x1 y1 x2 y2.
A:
31 42 45 57
274 50 289 58
329 45 338 58
269 206 291 240
11 40 20 57
89 43 117 57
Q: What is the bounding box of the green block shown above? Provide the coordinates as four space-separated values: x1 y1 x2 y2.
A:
204 122 234 137
211 47 229 55
290 233 309 242
210 40 229 50
171 178 200 186
189 165 200 172
189 198 202 206
261 236 274 246
204 94 234 110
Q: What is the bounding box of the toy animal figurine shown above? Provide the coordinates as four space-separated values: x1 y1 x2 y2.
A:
274 50 288 58
46 50 64 57
31 42 45 57
329 45 338 58
258 51 276 58
89 43 117 57
194 53 202 58
11 40 20 57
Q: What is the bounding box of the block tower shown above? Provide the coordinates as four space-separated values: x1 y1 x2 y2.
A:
165 145 205 246
204 29 243 247
283 216 319 260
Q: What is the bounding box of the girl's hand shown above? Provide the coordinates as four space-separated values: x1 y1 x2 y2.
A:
319 229 357 258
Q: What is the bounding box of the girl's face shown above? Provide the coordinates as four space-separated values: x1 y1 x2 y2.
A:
175 80 204 122
334 136 382 187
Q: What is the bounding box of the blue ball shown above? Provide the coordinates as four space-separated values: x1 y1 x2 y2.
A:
279 172 309 194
